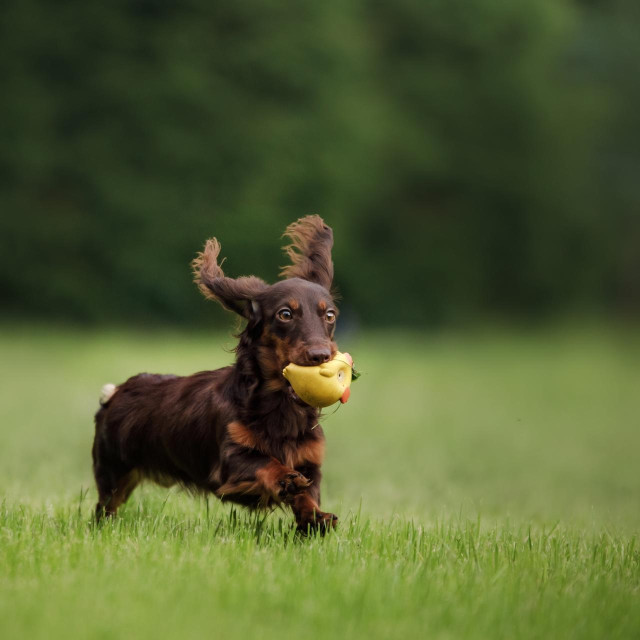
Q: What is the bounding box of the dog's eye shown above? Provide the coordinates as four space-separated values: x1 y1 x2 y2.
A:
326 310 336 324
277 308 293 322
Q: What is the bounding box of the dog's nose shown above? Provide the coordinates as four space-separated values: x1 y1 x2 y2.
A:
306 348 331 365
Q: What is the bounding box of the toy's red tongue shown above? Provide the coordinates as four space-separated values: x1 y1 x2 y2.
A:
340 387 351 404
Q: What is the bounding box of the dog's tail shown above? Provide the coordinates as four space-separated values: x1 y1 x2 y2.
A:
99 383 117 406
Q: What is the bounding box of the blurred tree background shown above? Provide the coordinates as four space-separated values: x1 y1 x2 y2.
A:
0 0 638 327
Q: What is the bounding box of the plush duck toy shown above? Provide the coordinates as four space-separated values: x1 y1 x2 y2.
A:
283 352 356 408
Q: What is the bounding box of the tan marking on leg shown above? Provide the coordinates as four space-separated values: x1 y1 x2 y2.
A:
216 460 290 504
216 479 262 499
290 492 320 522
291 492 337 531
255 460 290 498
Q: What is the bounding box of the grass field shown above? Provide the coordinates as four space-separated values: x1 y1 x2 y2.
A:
0 324 639 639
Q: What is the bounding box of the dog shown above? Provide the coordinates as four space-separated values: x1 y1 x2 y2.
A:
92 215 339 532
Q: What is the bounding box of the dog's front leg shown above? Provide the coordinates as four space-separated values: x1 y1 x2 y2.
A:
290 463 338 533
215 448 311 506
216 448 337 532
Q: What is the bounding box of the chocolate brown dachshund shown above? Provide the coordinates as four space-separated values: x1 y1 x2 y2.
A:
92 215 339 532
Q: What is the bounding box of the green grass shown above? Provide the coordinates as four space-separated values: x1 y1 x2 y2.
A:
1 324 639 639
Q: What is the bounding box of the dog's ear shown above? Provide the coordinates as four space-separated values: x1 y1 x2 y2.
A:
192 238 268 318
279 215 333 290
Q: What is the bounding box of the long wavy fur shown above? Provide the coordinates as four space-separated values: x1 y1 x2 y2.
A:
279 215 334 290
192 238 267 316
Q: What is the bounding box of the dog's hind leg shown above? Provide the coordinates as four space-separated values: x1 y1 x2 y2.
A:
94 467 140 522
93 399 140 521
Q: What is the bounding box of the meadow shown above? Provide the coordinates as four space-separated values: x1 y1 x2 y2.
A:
0 324 639 639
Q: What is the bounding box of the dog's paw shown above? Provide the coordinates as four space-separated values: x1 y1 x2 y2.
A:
278 471 311 497
297 510 338 535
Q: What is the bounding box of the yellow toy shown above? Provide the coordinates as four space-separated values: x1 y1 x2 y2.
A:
282 352 355 408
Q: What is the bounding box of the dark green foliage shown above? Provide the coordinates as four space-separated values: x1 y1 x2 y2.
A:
0 0 637 326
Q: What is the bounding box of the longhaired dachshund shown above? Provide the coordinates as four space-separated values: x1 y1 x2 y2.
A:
92 215 340 532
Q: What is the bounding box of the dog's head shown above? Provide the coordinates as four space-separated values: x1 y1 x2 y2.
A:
193 216 338 388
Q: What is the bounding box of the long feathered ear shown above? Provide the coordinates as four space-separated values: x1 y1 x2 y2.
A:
279 215 334 289
192 238 268 317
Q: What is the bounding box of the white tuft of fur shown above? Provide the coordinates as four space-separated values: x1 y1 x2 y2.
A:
99 383 117 406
